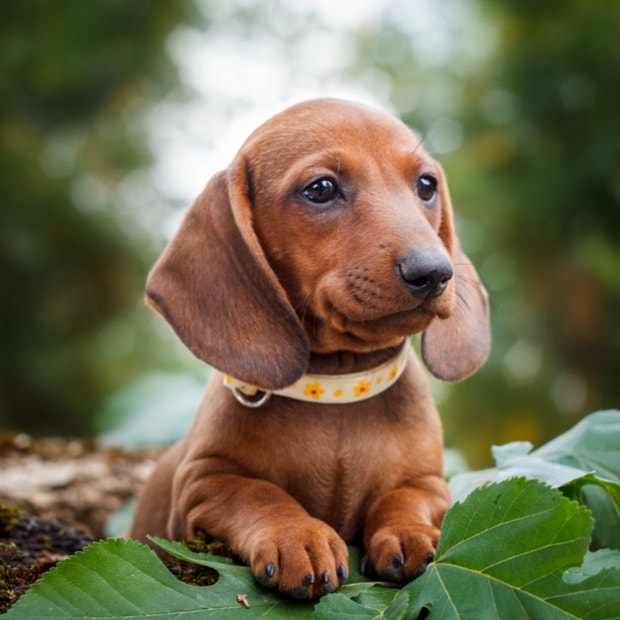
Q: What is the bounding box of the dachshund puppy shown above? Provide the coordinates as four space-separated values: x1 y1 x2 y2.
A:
129 98 490 599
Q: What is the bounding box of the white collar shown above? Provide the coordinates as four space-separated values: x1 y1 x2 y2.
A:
223 341 409 408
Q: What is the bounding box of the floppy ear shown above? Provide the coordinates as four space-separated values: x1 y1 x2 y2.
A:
421 174 491 382
145 162 309 390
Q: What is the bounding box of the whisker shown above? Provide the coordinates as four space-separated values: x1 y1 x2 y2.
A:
454 288 470 312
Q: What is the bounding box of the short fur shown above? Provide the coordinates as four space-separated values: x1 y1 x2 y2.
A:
129 98 490 599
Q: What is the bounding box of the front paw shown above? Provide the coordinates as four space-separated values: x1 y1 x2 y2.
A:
363 523 439 583
248 517 349 600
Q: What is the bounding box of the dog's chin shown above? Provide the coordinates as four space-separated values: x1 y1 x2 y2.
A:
344 307 434 339
305 286 456 353
307 304 435 353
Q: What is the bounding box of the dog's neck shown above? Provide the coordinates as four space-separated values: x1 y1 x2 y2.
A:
306 340 408 375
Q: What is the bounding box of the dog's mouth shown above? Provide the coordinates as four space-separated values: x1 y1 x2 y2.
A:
338 303 434 328
326 282 451 323
303 272 455 351
311 300 435 349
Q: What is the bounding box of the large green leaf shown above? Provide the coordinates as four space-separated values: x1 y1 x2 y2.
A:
4 537 315 619
4 537 385 619
152 539 402 619
390 479 620 620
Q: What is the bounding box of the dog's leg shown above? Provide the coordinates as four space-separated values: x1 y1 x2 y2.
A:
362 477 450 582
171 468 349 599
128 440 186 543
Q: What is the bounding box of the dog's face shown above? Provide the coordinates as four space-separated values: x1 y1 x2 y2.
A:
236 100 456 353
147 98 490 388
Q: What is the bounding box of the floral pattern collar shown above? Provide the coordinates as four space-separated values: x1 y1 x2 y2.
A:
223 341 410 408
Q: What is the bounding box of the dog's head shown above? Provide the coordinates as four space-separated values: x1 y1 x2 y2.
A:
146 99 490 388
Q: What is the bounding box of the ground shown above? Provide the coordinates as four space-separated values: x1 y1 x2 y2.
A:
0 433 161 539
0 433 163 613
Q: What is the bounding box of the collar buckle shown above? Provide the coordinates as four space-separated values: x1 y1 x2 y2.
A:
231 387 272 408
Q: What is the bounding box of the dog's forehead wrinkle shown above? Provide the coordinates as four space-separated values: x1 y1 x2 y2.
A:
249 103 417 162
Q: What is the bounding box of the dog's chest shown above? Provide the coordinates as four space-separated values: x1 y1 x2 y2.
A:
245 403 418 540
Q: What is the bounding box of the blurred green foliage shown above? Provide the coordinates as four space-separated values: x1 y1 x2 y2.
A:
0 1 201 434
1 0 618 467
352 0 620 465
447 0 620 464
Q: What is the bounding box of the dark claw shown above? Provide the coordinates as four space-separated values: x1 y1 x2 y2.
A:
360 558 369 576
426 553 435 563
338 564 348 583
392 554 405 568
317 570 338 595
303 573 315 585
257 563 276 588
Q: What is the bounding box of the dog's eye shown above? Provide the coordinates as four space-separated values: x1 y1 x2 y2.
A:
302 178 340 204
416 175 438 204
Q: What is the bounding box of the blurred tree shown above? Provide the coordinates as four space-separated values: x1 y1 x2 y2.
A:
0 1 201 435
449 0 620 465
346 0 620 465
3 0 618 465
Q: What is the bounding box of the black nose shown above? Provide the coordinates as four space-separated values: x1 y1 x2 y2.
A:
397 248 453 298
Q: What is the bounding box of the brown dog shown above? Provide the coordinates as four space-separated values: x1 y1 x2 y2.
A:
129 98 490 599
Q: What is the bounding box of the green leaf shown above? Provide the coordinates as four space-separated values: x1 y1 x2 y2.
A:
579 484 620 550
563 549 620 584
148 535 237 566
448 410 620 548
4 537 315 619
450 410 620 500
391 478 620 620
533 410 620 479
559 474 620 550
4 537 386 619
313 592 391 620
151 539 402 620
313 584 401 620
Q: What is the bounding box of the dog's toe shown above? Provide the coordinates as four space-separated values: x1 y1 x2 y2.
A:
249 518 348 599
366 524 439 584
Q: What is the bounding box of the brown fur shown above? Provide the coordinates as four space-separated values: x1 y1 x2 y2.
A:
129 98 490 599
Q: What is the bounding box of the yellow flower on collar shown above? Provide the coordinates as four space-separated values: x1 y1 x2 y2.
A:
304 382 325 400
353 380 371 398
